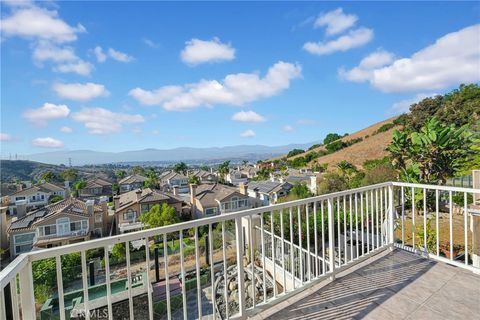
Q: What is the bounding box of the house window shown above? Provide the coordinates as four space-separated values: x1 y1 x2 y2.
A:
57 217 71 236
95 213 103 223
141 204 150 213
13 233 35 255
123 209 136 221
205 207 217 216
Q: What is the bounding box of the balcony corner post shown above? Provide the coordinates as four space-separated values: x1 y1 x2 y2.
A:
388 184 395 250
327 198 335 280
235 216 247 318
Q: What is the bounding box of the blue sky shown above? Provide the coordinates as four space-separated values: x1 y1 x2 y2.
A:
1 1 479 156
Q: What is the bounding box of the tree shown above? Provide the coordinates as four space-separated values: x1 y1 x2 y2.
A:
323 133 342 145
388 117 473 184
40 171 56 182
318 172 349 194
287 149 305 158
336 160 357 177
242 160 248 166
49 195 64 204
218 161 230 182
139 203 178 229
60 168 78 182
116 170 127 179
174 162 188 175
132 166 145 175
144 169 160 189
291 182 312 199
188 174 201 185
73 180 87 197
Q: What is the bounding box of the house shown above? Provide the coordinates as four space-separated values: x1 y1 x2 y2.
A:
190 183 260 219
8 182 66 214
114 188 186 234
246 180 293 205
118 174 147 194
159 171 189 193
225 170 249 186
238 165 259 178
284 174 317 195
78 177 113 199
189 169 218 184
7 197 109 256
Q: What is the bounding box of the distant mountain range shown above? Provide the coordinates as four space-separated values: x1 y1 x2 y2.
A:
15 143 320 166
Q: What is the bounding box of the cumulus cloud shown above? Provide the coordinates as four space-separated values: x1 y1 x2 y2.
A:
0 133 13 141
338 50 395 82
53 82 110 101
32 137 64 148
314 8 358 36
303 27 373 55
129 61 301 111
341 25 480 93
390 93 437 115
60 126 73 133
283 125 294 132
240 129 255 138
71 107 145 135
32 41 77 63
92 46 133 63
231 111 266 123
23 103 70 126
54 60 94 76
0 5 85 43
108 48 134 62
93 46 107 62
181 38 235 65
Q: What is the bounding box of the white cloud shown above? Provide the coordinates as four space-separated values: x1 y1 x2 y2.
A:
303 27 373 55
342 25 480 93
129 61 301 111
60 126 73 133
181 38 235 65
108 48 134 62
283 125 294 132
23 102 70 126
53 82 110 101
143 38 159 48
93 46 107 62
390 93 437 115
32 41 77 63
338 50 395 82
71 107 145 135
231 111 266 123
314 8 358 36
0 5 85 43
32 137 64 148
54 60 94 76
240 129 255 138
0 133 13 141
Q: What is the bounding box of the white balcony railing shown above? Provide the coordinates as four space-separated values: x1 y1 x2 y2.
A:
0 182 478 320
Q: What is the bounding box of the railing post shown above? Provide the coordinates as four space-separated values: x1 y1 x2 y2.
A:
19 261 36 320
235 217 246 318
327 198 335 280
388 184 395 249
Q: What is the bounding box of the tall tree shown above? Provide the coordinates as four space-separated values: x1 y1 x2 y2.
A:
139 203 178 229
388 117 473 184
116 170 127 179
217 160 230 183
174 162 188 175
60 169 78 182
40 171 56 183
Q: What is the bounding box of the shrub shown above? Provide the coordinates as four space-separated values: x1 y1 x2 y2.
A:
287 149 305 158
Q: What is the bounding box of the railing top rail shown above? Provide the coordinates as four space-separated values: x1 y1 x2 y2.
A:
0 253 28 289
391 181 480 194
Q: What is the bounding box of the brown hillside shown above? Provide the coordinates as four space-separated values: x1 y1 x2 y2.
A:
271 116 398 162
314 128 396 169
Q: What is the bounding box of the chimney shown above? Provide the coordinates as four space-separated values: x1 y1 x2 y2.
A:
210 167 213 174
16 184 23 192
173 186 179 196
239 183 247 195
16 200 27 219
0 206 8 251
135 189 142 201
64 180 70 189
113 195 120 210
86 199 95 216
99 196 108 212
270 173 275 182
310 176 318 195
